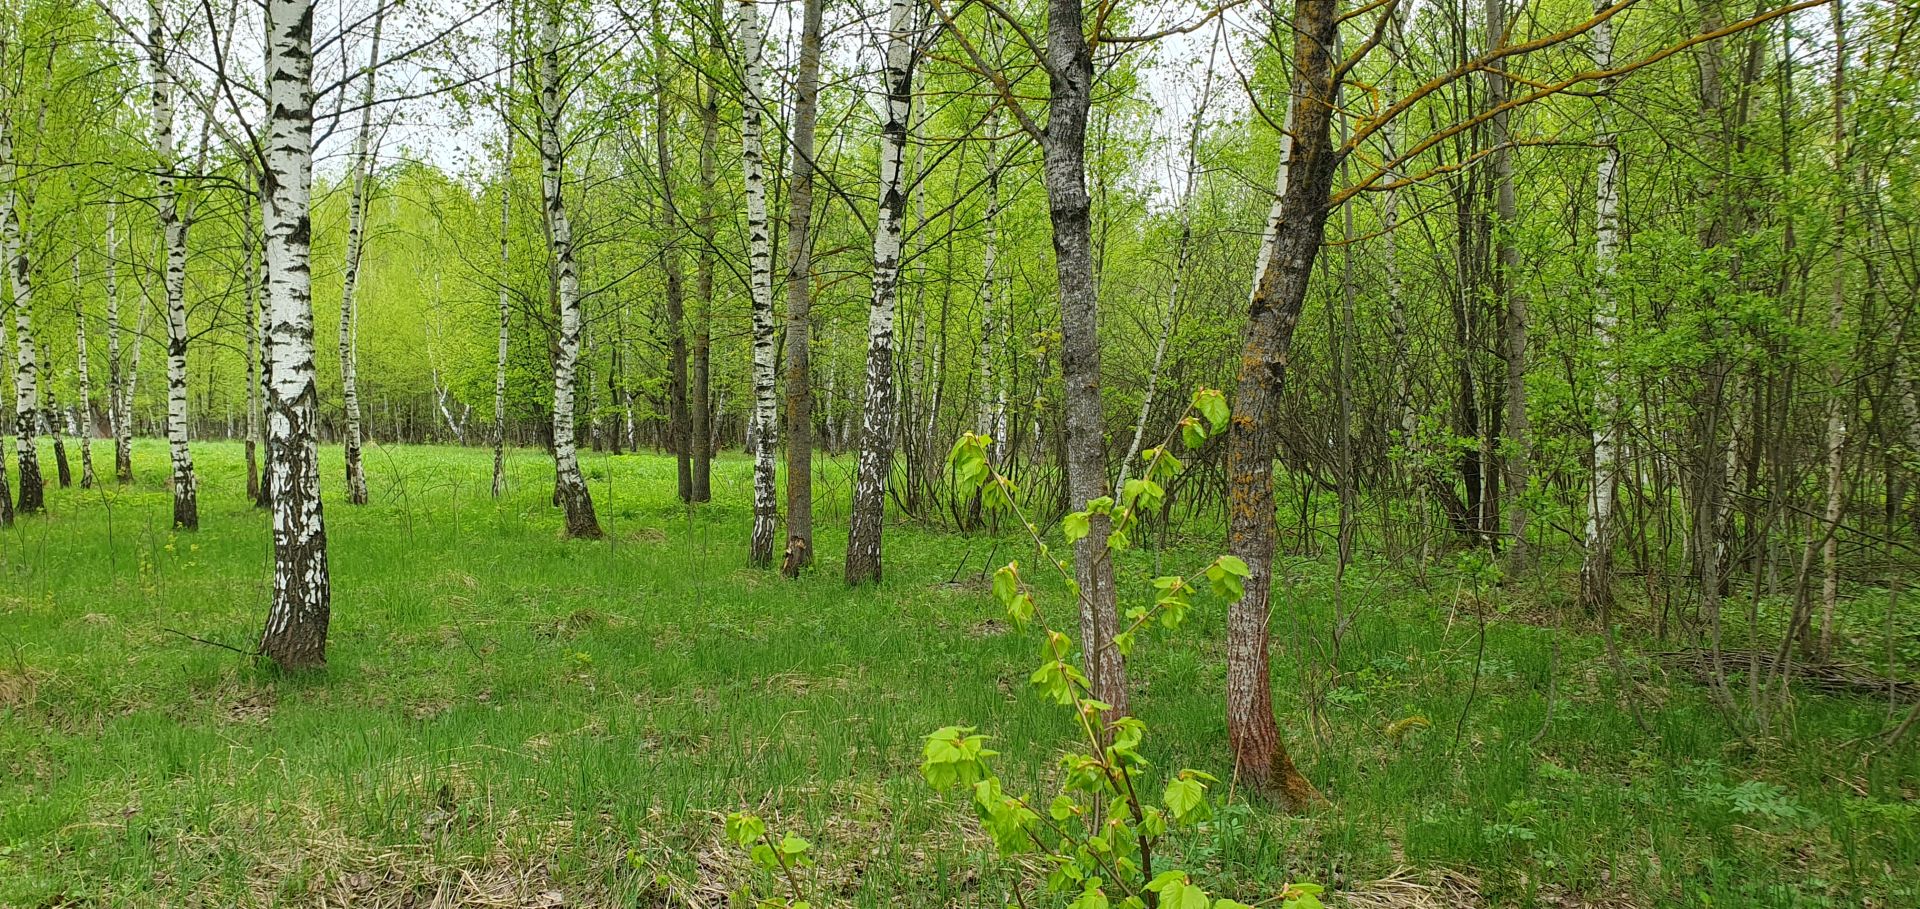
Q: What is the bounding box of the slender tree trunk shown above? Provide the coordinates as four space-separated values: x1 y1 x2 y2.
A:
738 0 779 567
691 71 717 503
336 6 386 507
2 114 44 515
149 0 198 529
538 2 602 540
781 0 822 575
846 0 914 585
1039 0 1128 714
1580 0 1623 613
1223 0 1340 808
493 121 512 499
105 201 133 484
1817 0 1847 658
1487 0 1528 567
1116 42 1214 500
72 252 95 489
243 192 261 502
649 20 692 504
258 0 333 670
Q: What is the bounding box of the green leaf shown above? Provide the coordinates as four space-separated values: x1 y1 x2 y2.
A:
1063 511 1091 544
1181 418 1207 449
1205 556 1251 600
1194 387 1230 433
992 563 1020 606
724 812 765 848
1163 776 1206 821
1069 883 1111 909
1049 793 1079 821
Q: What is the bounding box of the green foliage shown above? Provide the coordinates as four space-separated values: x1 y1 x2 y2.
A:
926 393 1322 908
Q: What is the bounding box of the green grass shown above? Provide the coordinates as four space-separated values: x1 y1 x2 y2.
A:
1 439 1915 907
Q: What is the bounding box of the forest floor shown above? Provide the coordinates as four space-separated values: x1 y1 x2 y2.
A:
1 440 1916 908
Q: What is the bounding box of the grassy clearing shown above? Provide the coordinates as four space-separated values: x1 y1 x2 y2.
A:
1 440 1915 907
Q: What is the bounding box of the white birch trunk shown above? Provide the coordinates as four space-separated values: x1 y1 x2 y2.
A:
150 0 198 528
71 251 95 488
1580 0 1623 611
844 0 914 584
492 155 511 498
106 201 134 483
539 2 601 539
2 112 44 514
1247 92 1298 306
258 0 333 670
738 0 779 566
336 5 385 505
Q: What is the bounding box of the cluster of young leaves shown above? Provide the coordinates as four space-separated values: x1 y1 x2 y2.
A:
723 811 816 909
923 389 1322 909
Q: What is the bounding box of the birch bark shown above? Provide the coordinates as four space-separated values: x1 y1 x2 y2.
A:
2 111 43 514
845 0 914 585
336 4 386 506
1580 0 1623 612
538 1 603 539
150 0 198 529
738 0 778 566
72 251 95 489
258 0 334 670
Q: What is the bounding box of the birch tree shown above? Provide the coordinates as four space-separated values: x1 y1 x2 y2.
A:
538 0 602 539
71 251 95 489
149 0 198 529
1579 0 1623 613
737 0 778 567
105 200 133 484
335 3 387 507
258 0 334 670
845 0 914 585
2 108 44 515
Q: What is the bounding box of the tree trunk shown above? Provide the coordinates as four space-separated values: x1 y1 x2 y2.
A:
149 0 198 529
336 5 386 507
2 114 44 515
71 251 96 489
493 113 512 499
691 70 717 504
845 0 914 585
105 201 133 485
1223 0 1340 808
243 192 261 502
1487 0 1528 567
738 0 779 567
1116 41 1213 501
258 0 333 671
781 0 822 575
1040 0 1128 715
1816 0 1847 658
1580 0 1623 613
538 2 602 540
650 16 693 504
